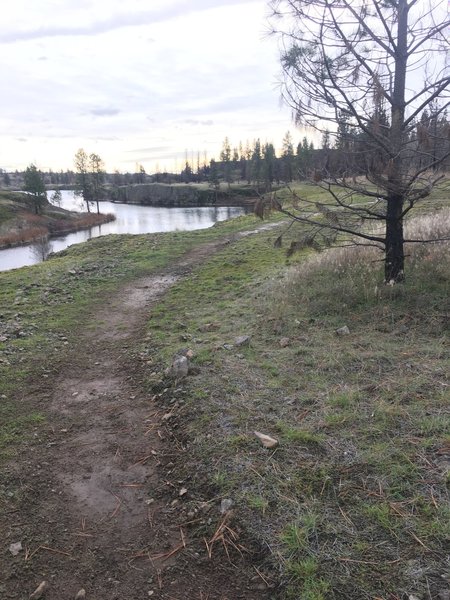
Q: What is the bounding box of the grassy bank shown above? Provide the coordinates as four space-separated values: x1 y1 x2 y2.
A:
142 209 449 599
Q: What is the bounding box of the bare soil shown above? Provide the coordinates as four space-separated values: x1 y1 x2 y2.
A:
2 237 273 600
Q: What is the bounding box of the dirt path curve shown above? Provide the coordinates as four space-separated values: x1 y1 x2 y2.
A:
4 231 275 600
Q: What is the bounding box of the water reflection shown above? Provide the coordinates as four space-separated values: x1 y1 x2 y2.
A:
0 191 247 272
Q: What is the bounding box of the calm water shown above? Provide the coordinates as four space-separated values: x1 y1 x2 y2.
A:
0 191 247 272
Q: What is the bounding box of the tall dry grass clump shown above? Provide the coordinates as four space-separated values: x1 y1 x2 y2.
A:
0 226 48 248
267 209 450 325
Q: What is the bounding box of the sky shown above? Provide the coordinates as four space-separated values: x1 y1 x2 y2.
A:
0 0 306 174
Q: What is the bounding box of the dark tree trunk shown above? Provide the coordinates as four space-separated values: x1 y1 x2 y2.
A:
385 196 405 283
384 0 408 284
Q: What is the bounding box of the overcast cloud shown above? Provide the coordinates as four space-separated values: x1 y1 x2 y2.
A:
0 0 303 172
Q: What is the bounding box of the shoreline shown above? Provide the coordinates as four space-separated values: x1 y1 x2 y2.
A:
0 212 115 250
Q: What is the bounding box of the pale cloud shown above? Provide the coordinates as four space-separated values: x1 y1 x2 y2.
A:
0 0 262 43
0 0 298 173
89 107 122 117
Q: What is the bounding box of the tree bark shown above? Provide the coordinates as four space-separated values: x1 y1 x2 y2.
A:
384 0 408 284
385 196 405 282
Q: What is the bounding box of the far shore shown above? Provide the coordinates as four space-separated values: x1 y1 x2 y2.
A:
0 212 115 251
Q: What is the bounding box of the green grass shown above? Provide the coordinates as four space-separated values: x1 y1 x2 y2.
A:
140 205 449 598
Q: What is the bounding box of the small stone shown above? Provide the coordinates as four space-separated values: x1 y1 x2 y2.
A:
74 590 86 599
279 337 290 347
9 541 22 556
220 498 234 514
179 487 188 497
167 355 189 379
254 431 279 449
335 326 350 336
222 344 234 351
199 322 220 332
29 581 47 599
234 335 251 347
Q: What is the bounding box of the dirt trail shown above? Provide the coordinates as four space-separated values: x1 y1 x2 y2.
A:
3 235 274 600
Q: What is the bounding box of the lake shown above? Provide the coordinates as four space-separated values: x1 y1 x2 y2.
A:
0 191 248 272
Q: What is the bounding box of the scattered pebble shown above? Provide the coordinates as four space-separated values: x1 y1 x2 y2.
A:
9 541 22 556
234 335 251 347
254 431 279 448
220 498 234 514
335 325 350 336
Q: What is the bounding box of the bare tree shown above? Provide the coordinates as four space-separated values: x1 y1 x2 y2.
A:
268 0 450 282
89 153 105 214
50 189 62 207
74 148 93 213
30 236 53 262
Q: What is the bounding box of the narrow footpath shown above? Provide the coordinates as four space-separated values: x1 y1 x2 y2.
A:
3 236 274 600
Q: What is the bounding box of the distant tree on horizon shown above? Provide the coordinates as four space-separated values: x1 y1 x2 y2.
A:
74 149 105 213
74 149 93 212
23 164 47 214
50 189 63 207
90 153 105 214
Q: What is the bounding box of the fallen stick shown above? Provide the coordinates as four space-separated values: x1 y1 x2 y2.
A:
29 581 47 599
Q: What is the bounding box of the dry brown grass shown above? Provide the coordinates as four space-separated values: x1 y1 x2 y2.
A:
0 211 115 248
0 226 48 247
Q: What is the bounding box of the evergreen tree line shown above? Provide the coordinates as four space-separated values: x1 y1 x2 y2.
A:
2 104 448 193
180 133 316 190
182 106 449 190
328 103 450 180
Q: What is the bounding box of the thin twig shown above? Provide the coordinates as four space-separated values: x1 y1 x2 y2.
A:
25 545 72 560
